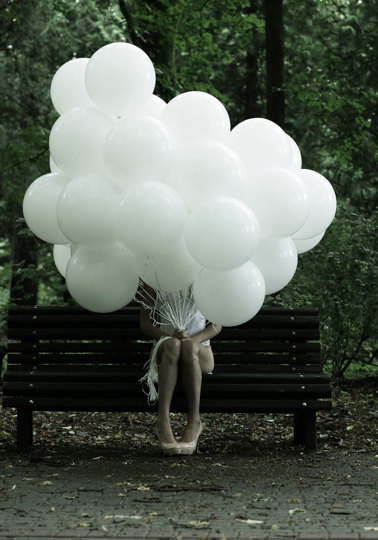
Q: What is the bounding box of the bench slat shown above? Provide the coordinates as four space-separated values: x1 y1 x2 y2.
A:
6 351 321 365
3 396 331 413
4 361 322 374
7 327 320 340
7 341 320 354
3 368 330 383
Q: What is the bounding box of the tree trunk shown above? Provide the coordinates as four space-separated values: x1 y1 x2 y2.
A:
244 1 260 119
9 207 39 305
265 0 285 127
118 0 176 101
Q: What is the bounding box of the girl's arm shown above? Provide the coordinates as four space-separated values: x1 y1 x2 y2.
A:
139 306 169 340
185 322 222 344
139 283 169 340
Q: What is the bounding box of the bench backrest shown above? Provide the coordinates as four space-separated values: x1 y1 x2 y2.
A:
7 305 321 375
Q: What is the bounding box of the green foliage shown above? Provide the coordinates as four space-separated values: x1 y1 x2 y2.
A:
126 0 265 121
284 0 378 212
268 200 378 379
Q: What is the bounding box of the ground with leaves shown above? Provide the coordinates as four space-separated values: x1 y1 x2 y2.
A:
0 378 377 539
1 378 377 456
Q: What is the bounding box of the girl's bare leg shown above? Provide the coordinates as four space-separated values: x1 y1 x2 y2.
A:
156 338 181 444
180 341 214 443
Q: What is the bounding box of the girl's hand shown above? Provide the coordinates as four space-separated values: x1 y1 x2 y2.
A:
173 329 190 340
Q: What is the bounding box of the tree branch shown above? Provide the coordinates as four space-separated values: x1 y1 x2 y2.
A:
118 0 141 47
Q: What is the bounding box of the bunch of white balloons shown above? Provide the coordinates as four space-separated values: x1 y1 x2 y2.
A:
23 42 337 326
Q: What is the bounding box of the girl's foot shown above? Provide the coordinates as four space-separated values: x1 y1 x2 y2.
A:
180 418 202 444
177 421 203 455
156 419 180 455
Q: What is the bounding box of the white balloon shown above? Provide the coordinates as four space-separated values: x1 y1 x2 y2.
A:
66 243 138 313
23 173 70 245
230 118 292 175
287 134 302 171
50 58 95 115
243 168 309 238
104 116 174 190
49 106 113 177
294 232 325 254
49 155 62 173
57 174 119 244
134 239 201 292
292 169 337 240
168 142 247 210
133 94 167 119
185 196 260 270
85 42 155 117
251 237 298 294
53 244 71 277
193 262 265 326
117 181 187 256
161 91 231 146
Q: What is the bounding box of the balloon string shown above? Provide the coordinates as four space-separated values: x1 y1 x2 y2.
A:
138 335 170 405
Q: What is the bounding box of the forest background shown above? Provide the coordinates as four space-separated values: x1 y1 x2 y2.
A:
0 0 377 380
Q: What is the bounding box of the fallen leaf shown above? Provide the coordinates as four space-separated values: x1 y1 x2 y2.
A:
287 498 301 504
237 518 264 525
289 508 307 515
40 481 54 486
187 520 210 527
233 492 242 497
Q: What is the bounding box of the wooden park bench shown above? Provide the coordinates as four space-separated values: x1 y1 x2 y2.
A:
2 305 332 452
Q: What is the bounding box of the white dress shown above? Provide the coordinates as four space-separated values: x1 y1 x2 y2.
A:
156 291 210 346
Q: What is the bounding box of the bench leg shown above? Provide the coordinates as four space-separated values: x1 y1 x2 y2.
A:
294 411 317 451
17 408 33 452
293 412 305 445
304 410 317 452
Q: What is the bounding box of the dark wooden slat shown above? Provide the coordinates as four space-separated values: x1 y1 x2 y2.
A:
4 362 322 375
8 305 318 316
7 307 319 331
3 366 330 383
7 326 320 341
4 381 332 399
7 314 140 328
7 342 152 353
6 353 148 365
211 342 320 353
8 328 146 340
7 341 320 355
7 350 321 365
2 396 331 413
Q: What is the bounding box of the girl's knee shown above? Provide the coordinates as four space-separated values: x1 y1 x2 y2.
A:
180 339 200 361
160 337 181 362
